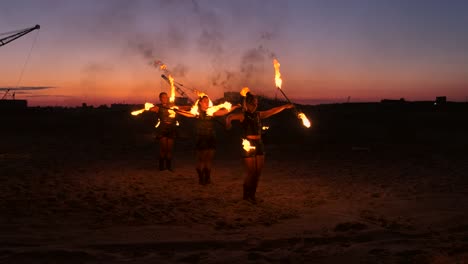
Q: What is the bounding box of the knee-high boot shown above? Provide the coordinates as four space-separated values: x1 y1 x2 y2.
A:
159 158 165 171
166 158 172 171
203 168 211 185
196 168 203 185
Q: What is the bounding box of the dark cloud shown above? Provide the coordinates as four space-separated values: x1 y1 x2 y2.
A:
23 94 74 98
0 86 54 91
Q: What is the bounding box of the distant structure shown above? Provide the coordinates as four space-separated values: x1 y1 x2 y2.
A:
381 98 406 104
175 97 190 106
0 99 27 109
224 91 242 105
111 103 141 111
435 96 446 106
0 89 28 109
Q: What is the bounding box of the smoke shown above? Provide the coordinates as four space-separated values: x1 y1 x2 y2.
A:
91 0 286 97
80 63 114 99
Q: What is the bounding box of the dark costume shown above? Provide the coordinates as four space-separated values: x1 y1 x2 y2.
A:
241 111 264 202
195 110 216 185
156 103 177 139
156 103 177 171
241 111 264 157
195 111 216 150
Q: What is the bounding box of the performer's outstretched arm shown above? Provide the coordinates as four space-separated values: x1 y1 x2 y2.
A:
226 112 244 130
212 104 241 117
259 104 294 119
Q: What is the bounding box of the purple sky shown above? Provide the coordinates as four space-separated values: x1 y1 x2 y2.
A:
1 0 467 106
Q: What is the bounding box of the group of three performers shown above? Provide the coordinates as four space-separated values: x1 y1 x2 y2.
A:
148 88 293 203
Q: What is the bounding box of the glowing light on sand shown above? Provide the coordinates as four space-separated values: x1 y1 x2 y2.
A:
298 112 311 128
273 58 282 89
242 139 256 152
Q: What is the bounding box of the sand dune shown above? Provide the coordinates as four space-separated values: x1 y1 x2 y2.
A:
1 104 468 263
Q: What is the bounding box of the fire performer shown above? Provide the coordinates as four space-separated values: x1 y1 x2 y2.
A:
177 95 240 185
226 87 294 203
148 92 179 171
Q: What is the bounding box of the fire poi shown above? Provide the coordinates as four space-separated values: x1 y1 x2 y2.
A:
273 58 311 128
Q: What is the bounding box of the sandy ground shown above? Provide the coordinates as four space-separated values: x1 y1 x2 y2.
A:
1 106 468 263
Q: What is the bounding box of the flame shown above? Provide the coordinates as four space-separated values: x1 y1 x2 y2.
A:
262 126 269 131
298 112 311 128
168 74 175 103
153 60 167 72
240 87 250 97
168 106 178 118
206 101 232 116
131 102 154 116
190 93 215 116
190 100 199 116
242 139 256 152
273 58 282 89
131 109 145 116
155 120 160 128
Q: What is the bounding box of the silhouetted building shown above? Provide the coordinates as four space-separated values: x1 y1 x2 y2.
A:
381 98 406 104
0 99 27 109
435 96 446 105
224 92 242 104
175 97 190 106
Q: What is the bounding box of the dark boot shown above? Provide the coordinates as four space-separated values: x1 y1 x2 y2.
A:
203 168 211 185
243 184 249 200
166 158 173 172
196 168 203 185
243 184 256 203
159 158 165 171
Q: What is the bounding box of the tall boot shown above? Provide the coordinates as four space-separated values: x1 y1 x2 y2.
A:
166 158 173 172
203 168 211 185
159 158 165 171
243 184 250 200
243 184 256 204
196 168 203 185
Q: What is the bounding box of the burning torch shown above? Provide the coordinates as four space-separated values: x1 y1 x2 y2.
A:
273 58 311 128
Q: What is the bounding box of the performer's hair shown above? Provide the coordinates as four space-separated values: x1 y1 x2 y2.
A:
159 92 167 98
245 92 255 105
197 95 209 106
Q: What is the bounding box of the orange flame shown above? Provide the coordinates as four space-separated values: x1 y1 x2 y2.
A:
240 87 250 97
273 58 282 89
242 139 256 152
206 102 232 116
298 112 311 128
190 92 215 116
131 102 154 116
190 102 199 116
168 74 175 103
168 106 178 118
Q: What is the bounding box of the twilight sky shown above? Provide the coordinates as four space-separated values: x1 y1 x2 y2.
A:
1 0 467 106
